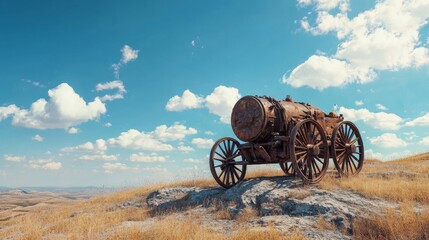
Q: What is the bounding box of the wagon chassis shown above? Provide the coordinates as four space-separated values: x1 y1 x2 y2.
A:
209 119 364 189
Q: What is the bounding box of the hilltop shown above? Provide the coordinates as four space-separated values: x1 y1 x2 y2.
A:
1 153 429 239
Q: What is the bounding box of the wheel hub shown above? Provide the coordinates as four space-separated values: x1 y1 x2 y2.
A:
306 144 320 156
345 143 356 154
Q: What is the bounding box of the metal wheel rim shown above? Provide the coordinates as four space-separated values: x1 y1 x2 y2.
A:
209 137 246 188
279 162 295 176
290 119 329 184
332 121 364 177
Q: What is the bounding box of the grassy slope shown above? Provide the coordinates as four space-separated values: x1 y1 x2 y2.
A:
1 154 429 239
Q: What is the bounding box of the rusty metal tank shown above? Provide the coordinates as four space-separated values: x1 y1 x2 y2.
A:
231 96 330 142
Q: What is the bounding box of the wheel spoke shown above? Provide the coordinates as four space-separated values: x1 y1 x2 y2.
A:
223 141 229 156
233 166 242 173
214 157 226 162
231 167 240 181
215 151 226 160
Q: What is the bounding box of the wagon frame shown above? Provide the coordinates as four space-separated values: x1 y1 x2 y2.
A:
209 96 364 189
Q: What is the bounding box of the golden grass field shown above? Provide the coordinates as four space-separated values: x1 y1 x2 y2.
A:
1 153 429 239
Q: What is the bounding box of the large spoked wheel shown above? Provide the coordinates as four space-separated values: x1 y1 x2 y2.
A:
332 121 364 177
209 137 247 189
279 161 296 176
290 119 329 184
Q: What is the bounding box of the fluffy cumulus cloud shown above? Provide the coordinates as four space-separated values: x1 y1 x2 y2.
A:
61 139 107 153
3 154 26 162
96 80 127 102
108 129 174 151
365 149 384 160
129 153 167 163
142 167 168 173
166 86 241 124
418 137 429 145
191 138 214 149
177 145 194 154
0 83 106 130
205 86 241 123
284 0 429 90
0 105 19 121
369 133 408 148
339 106 403 130
102 163 129 174
62 123 196 155
405 112 429 126
67 127 79 134
165 90 204 111
32 134 43 142
28 159 62 170
152 123 197 141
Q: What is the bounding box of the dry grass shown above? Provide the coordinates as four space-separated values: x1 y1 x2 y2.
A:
353 204 429 240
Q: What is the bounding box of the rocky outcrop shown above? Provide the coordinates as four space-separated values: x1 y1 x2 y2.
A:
145 176 397 239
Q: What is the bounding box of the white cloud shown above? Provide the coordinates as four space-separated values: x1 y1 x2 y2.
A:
282 55 375 90
365 149 384 160
0 105 19 121
165 90 204 111
298 0 350 12
104 122 112 127
205 86 241 123
152 123 197 141
177 145 194 154
285 0 429 89
112 45 139 79
129 153 167 163
96 80 126 102
375 104 387 111
405 112 429 126
191 138 214 149
121 45 139 64
191 40 196 47
61 142 96 152
79 153 118 161
0 83 106 130
418 137 429 145
28 159 62 170
339 106 403 130
369 133 407 148
103 162 129 174
183 158 202 164
108 129 174 151
3 154 26 162
355 100 364 106
32 134 43 142
166 85 241 124
24 79 44 88
204 131 215 136
142 167 168 173
67 127 79 134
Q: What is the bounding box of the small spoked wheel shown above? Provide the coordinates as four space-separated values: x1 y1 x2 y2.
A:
290 119 329 184
209 137 246 188
279 161 295 176
332 121 364 177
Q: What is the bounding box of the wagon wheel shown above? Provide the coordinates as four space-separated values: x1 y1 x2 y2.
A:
332 121 364 177
209 137 247 189
290 119 329 184
279 161 296 176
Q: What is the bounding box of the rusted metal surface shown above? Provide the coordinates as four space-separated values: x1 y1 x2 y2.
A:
210 95 364 188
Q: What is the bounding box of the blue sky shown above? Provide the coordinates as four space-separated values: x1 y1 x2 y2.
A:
1 0 429 187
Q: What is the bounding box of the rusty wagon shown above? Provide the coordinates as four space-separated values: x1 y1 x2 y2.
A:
209 95 364 188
